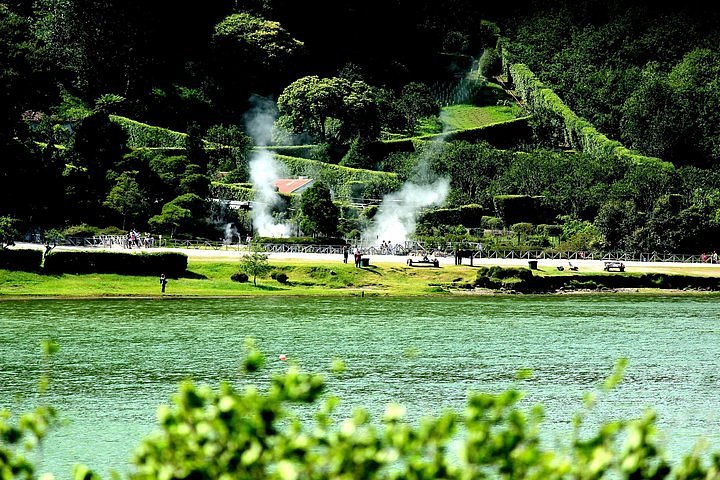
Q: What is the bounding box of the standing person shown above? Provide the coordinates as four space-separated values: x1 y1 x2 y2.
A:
353 245 361 268
343 245 349 264
160 273 167 294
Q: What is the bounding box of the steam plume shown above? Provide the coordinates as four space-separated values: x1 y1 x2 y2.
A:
364 140 449 245
224 223 238 243
249 149 291 237
245 95 291 237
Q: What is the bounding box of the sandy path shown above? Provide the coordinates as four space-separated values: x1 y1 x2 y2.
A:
16 242 720 272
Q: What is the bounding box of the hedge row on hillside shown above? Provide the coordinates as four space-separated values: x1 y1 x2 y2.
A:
133 147 186 157
274 154 400 199
508 64 673 170
211 184 254 202
210 183 294 206
419 204 487 228
44 251 187 276
437 117 532 148
260 145 319 159
0 249 43 271
110 115 188 148
375 117 532 158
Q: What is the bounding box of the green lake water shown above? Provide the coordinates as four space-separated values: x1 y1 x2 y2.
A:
2 295 720 477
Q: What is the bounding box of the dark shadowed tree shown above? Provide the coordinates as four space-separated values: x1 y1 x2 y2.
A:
66 110 129 220
299 182 339 237
210 12 304 114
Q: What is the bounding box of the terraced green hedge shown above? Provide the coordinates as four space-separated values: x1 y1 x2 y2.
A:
419 204 487 228
374 117 531 158
110 115 188 148
210 183 254 201
508 64 673 170
439 117 532 147
259 145 319 160
132 147 186 156
274 154 400 199
211 183 293 204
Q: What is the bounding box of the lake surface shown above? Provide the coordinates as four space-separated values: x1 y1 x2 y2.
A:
1 295 720 477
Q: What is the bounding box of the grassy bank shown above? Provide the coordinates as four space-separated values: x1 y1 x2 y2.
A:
0 258 477 298
2 256 720 298
440 104 521 131
476 264 720 293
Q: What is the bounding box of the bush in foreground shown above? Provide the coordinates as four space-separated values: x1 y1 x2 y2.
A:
0 248 43 271
43 251 188 276
271 271 289 284
6 344 720 479
230 272 249 283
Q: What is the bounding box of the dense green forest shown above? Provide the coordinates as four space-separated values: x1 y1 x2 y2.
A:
2 0 720 253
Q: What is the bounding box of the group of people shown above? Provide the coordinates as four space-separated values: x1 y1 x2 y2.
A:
378 240 396 255
124 230 155 249
342 245 365 267
700 251 718 263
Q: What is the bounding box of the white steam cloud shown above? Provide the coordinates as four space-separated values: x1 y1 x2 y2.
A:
364 178 449 245
364 140 449 245
244 95 276 147
249 149 291 237
224 223 238 243
245 95 291 237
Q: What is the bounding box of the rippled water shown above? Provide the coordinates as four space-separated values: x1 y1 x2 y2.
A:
2 295 720 477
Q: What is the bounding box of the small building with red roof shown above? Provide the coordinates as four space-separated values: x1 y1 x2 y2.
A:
274 177 314 195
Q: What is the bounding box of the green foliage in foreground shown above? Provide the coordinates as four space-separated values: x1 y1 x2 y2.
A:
0 340 57 479
5 348 720 479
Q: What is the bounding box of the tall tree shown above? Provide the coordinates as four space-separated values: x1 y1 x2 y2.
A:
104 171 150 230
239 243 272 287
620 65 684 161
33 0 139 97
0 5 39 139
432 141 511 207
667 49 720 166
209 11 304 114
276 76 382 145
0 216 19 249
299 182 339 237
66 110 129 220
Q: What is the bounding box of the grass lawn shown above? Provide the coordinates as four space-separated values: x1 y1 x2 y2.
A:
0 258 478 298
531 264 720 277
439 104 522 131
2 257 719 299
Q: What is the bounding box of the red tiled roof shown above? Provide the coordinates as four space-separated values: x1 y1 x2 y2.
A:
274 178 314 194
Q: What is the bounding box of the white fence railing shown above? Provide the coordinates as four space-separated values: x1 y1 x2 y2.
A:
27 236 718 264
